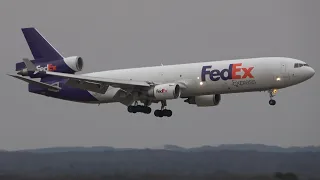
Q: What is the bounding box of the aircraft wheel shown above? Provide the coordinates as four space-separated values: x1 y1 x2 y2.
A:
142 107 151 114
127 106 134 113
154 109 172 117
128 105 138 113
269 99 276 106
129 105 151 114
154 110 162 117
163 109 172 117
154 110 161 117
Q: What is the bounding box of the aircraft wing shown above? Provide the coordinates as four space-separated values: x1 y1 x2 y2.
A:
44 71 151 94
8 74 61 92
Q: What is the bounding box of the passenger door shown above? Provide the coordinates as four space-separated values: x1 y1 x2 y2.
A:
278 62 290 85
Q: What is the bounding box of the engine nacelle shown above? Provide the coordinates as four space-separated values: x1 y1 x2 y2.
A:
16 56 84 77
63 56 84 72
148 83 181 100
184 94 221 107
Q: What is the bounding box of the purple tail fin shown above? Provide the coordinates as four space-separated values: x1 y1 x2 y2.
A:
22 28 64 61
16 28 80 77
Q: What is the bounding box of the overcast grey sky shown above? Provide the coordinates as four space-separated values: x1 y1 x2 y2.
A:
0 0 319 150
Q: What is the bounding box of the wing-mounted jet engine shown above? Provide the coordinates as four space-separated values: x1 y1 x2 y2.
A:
184 94 221 107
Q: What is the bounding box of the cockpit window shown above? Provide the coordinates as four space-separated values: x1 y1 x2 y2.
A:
294 63 309 68
294 63 301 68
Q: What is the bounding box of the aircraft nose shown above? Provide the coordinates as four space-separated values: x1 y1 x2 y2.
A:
306 67 315 79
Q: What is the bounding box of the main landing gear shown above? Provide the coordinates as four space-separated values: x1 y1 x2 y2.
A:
154 100 172 117
268 89 277 106
127 101 172 117
154 109 172 117
127 101 152 114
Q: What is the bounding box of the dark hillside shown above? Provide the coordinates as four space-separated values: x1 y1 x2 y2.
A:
0 150 319 177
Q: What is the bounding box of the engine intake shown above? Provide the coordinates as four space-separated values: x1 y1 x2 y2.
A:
63 56 83 72
16 56 84 77
185 94 221 107
148 83 181 100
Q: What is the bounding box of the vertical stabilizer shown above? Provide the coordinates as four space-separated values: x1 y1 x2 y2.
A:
16 28 80 76
22 28 64 61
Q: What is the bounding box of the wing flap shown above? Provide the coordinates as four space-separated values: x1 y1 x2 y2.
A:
65 79 109 94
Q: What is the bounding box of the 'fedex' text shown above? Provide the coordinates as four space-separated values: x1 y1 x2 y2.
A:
36 64 57 71
201 63 254 82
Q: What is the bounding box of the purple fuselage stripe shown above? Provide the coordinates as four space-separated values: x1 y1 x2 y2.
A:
29 77 98 102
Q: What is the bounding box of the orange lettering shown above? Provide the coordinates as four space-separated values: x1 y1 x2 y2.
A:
232 63 242 79
242 67 254 78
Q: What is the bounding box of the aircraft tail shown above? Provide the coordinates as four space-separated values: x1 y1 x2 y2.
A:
22 28 64 61
15 28 83 77
16 28 64 71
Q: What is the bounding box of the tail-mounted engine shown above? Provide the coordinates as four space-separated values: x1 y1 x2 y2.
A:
16 56 84 78
62 56 84 72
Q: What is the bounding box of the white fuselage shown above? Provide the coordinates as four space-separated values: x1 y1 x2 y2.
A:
84 57 315 103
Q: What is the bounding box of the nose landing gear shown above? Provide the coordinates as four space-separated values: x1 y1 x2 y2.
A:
269 99 276 106
268 89 277 106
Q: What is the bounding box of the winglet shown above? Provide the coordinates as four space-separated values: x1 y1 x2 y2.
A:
22 58 37 71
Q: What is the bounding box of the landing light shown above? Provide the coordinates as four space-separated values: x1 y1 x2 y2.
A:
272 89 278 95
276 77 281 81
200 81 204 86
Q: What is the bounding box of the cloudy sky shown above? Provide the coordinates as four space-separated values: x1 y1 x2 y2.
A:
0 0 319 150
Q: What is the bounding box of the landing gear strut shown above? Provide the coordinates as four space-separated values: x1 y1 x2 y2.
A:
127 101 152 114
154 101 172 117
268 89 277 106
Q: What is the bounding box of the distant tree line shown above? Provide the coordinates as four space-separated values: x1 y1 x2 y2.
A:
274 172 299 180
0 172 308 180
1 150 320 178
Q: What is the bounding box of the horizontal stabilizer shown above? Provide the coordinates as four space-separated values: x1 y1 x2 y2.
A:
8 74 61 92
22 58 36 71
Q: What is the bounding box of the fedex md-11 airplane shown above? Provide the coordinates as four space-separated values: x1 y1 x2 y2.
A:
9 28 315 117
